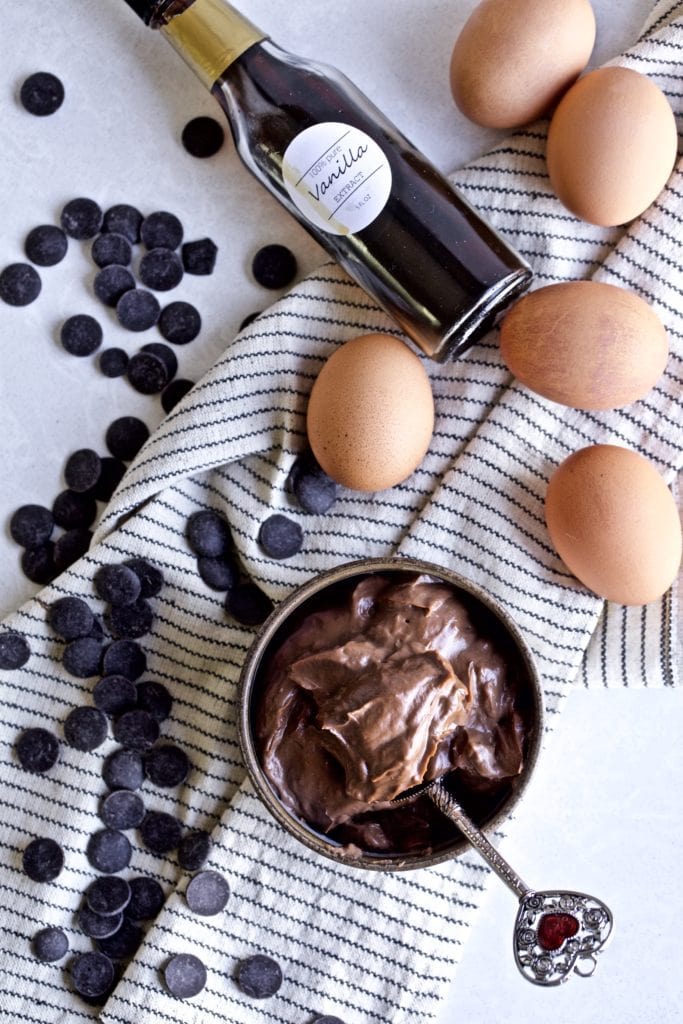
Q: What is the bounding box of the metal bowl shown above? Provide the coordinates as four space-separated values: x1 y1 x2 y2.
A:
238 556 543 871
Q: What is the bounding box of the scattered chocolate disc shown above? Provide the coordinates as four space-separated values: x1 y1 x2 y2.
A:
107 598 154 640
91 232 132 269
185 870 230 917
116 288 161 332
9 504 53 548
64 449 102 493
15 727 59 773
102 204 143 244
0 630 31 669
89 615 105 641
126 350 169 394
53 529 92 572
53 489 97 531
197 554 237 591
60 197 103 241
186 509 232 558
93 456 127 502
161 378 194 413
70 951 115 1000
95 564 142 607
86 874 132 917
78 905 124 940
25 225 68 267
312 1017 346 1024
20 71 64 116
21 543 57 584
226 582 273 627
178 830 212 872
105 416 149 462
138 248 183 292
96 917 143 960
236 954 283 998
113 708 159 751
238 311 260 331
139 810 182 855
87 828 132 873
164 952 207 999
135 680 172 722
93 264 135 307
100 789 146 831
32 926 69 962
251 243 297 290
64 706 108 750
181 115 225 158
158 301 201 344
141 342 178 380
53 525 86 562
48 595 94 640
258 514 303 559
102 747 145 791
62 637 103 678
144 744 190 788
125 875 165 921
99 347 129 378
140 211 183 251
125 558 164 598
289 452 338 514
93 674 137 717
60 314 103 357
23 836 64 882
181 237 217 275
0 263 42 306
102 638 147 681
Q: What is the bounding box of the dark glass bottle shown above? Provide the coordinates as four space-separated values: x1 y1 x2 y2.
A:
123 0 532 360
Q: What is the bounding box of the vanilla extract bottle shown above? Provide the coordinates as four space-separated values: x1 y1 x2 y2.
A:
122 0 532 360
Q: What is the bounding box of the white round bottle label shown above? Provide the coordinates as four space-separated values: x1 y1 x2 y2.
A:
282 122 392 236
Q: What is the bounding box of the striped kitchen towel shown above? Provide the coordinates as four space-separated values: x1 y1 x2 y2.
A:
0 1 682 1022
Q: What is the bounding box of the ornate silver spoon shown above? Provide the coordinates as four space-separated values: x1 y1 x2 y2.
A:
405 779 614 986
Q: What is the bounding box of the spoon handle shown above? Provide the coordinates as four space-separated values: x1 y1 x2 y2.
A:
428 781 531 899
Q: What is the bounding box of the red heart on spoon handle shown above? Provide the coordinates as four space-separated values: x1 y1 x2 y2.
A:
537 912 580 951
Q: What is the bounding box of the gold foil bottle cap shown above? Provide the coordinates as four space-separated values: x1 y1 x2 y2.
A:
159 0 266 89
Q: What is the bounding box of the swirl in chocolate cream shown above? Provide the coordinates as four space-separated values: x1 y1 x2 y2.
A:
255 574 527 852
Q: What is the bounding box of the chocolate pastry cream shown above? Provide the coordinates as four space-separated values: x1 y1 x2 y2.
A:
255 574 528 855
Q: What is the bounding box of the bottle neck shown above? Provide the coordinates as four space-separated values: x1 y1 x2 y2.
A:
157 0 266 90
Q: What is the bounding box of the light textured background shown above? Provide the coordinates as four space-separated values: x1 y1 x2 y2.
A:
1 2 680 1021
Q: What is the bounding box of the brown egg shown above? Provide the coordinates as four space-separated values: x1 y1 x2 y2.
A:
306 333 434 492
545 445 682 605
449 0 596 129
500 281 669 410
546 66 678 226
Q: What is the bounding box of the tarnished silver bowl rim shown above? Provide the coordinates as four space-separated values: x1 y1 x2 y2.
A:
238 556 544 872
